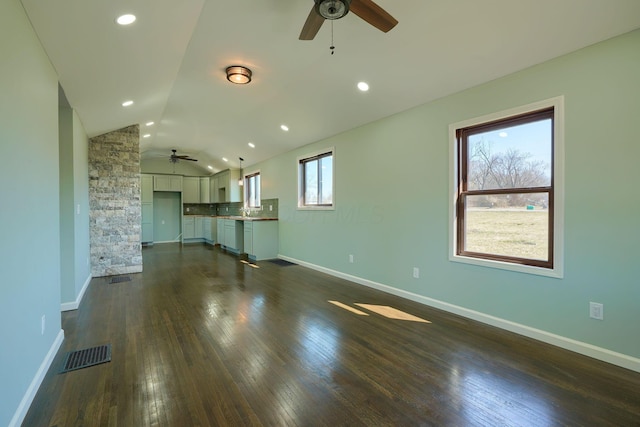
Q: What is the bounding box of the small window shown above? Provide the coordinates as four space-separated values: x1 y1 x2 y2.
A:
450 97 564 277
245 172 261 208
298 149 334 209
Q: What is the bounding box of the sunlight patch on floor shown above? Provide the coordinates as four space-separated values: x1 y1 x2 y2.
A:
328 300 369 316
240 260 260 268
354 303 431 323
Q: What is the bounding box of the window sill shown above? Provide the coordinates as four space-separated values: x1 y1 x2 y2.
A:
450 254 563 278
297 205 335 211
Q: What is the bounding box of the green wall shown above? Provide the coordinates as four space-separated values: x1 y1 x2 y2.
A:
153 192 182 242
257 29 640 364
59 106 90 307
0 0 63 425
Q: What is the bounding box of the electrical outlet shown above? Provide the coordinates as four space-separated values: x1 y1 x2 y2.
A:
269 205 273 212
186 207 190 212
413 267 420 279
226 207 229 212
589 302 603 320
349 254 354 263
41 315 45 335
76 204 80 215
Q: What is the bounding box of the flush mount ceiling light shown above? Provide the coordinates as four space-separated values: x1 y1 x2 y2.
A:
122 100 133 107
226 66 252 84
357 81 369 92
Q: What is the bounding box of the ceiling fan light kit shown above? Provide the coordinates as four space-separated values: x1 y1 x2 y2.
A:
226 66 252 84
169 149 197 163
299 0 397 41
316 0 351 20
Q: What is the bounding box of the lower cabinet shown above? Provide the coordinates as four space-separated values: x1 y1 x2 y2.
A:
243 221 279 261
218 219 243 254
217 218 225 246
203 218 212 243
183 216 215 243
183 216 195 239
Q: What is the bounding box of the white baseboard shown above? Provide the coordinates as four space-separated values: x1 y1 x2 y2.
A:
60 274 92 312
278 254 640 373
9 329 64 427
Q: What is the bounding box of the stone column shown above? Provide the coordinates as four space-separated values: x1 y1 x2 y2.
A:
89 124 142 276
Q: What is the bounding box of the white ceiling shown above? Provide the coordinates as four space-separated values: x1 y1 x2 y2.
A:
21 0 640 173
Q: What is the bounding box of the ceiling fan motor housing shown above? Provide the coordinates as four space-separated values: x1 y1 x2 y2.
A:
315 0 351 20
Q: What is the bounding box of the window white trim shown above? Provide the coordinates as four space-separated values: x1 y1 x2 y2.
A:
297 147 335 211
244 169 261 208
448 96 565 278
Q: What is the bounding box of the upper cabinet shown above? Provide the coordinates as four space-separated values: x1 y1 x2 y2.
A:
141 174 154 203
154 175 183 192
183 177 200 203
199 177 210 204
215 169 242 202
210 175 219 203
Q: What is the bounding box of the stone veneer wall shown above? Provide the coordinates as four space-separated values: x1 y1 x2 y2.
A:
89 124 142 276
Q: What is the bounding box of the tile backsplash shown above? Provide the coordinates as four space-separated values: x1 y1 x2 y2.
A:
184 198 278 218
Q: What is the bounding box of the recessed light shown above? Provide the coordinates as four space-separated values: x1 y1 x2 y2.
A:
122 100 133 107
248 142 255 148
280 125 289 132
142 134 150 138
116 14 136 25
499 132 508 138
357 81 369 92
207 165 213 170
146 121 154 126
222 157 228 162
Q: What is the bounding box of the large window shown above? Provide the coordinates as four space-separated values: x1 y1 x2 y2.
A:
245 172 261 208
450 98 564 277
298 149 334 209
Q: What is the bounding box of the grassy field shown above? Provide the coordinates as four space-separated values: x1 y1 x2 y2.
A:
465 208 548 260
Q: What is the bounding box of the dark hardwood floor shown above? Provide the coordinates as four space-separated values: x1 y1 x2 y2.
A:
23 243 640 426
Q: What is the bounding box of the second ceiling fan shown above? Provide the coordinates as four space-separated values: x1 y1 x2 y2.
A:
299 0 398 40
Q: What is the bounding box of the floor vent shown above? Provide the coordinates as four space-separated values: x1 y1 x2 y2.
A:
269 259 297 267
60 344 111 373
109 275 131 284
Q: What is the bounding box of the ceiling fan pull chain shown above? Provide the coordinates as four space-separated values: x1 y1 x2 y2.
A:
330 20 335 55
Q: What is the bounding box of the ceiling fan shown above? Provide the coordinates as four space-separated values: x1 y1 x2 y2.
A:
299 0 397 40
169 149 197 163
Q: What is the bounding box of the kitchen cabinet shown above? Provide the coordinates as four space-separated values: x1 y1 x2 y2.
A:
209 176 218 203
183 177 200 203
221 219 243 254
214 169 242 202
243 221 278 261
183 216 195 239
203 217 212 243
141 174 154 243
217 218 225 246
209 217 218 244
154 175 182 192
195 216 205 239
199 177 210 203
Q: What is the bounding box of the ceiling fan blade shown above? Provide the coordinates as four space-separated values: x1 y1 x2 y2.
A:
299 5 325 40
184 158 198 162
349 0 398 33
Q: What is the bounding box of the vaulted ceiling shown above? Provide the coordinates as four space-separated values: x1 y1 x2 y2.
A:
21 0 640 173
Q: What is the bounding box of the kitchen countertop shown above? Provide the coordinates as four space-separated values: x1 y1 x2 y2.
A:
184 214 277 221
217 216 278 221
